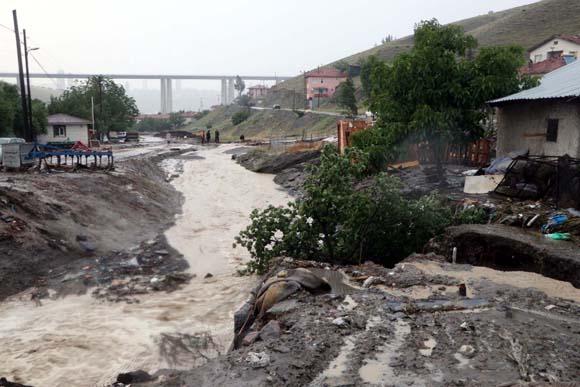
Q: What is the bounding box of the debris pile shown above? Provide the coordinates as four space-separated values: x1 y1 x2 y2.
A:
143 255 580 387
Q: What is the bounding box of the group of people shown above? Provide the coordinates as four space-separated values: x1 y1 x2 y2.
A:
198 130 248 144
200 129 220 145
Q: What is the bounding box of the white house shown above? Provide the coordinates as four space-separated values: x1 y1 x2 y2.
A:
529 35 580 63
38 114 92 144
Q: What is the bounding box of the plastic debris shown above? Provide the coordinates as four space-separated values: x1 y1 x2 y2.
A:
545 232 572 241
541 214 568 234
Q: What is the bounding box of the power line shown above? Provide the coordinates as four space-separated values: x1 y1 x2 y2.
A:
0 22 14 33
30 52 58 87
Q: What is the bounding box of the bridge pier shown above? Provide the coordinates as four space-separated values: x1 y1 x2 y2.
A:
227 78 235 104
159 78 173 113
166 78 173 113
160 78 166 113
221 78 227 105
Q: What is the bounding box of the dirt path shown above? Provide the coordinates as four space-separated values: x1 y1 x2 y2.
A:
0 145 290 387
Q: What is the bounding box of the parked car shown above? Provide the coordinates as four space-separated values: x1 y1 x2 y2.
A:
0 137 25 164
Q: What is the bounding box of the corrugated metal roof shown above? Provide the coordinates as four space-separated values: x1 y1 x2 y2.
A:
48 114 92 125
489 59 580 104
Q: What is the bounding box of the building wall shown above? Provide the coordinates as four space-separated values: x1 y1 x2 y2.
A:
496 100 580 158
530 40 580 63
38 124 90 144
248 88 268 99
306 77 347 100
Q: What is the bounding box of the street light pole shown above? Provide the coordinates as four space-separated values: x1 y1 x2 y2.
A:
23 29 39 141
12 10 31 142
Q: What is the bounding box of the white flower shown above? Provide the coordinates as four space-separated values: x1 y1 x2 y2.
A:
265 243 274 251
274 230 284 240
306 217 314 226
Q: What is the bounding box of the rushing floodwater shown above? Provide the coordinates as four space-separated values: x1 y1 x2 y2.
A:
0 145 290 387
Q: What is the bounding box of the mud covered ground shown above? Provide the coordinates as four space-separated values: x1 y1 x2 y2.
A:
0 147 194 302
137 255 580 387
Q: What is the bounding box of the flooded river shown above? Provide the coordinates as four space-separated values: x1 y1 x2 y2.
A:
0 146 290 386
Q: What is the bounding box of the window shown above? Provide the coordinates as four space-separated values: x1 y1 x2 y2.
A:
534 54 543 63
546 119 559 142
53 125 66 137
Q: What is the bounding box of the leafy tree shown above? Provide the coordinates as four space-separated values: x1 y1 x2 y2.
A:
134 117 172 132
30 99 48 136
234 76 245 98
381 34 395 44
334 77 358 117
236 94 254 108
169 111 186 129
0 81 47 137
358 19 535 179
49 76 138 139
0 82 19 135
333 60 350 73
232 109 251 125
360 55 385 100
235 145 452 274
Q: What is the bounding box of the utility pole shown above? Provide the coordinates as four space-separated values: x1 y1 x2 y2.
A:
23 29 38 141
13 10 31 142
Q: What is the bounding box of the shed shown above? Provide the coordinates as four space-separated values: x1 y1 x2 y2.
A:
38 114 92 145
489 59 580 158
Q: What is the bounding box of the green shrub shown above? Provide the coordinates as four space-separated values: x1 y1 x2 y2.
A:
232 109 251 125
235 145 453 274
454 206 488 225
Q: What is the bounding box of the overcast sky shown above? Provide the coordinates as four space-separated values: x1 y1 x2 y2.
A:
1 0 536 78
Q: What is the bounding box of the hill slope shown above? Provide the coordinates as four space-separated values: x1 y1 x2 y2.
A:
275 0 580 92
191 106 336 141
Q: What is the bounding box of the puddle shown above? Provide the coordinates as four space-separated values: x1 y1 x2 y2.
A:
0 145 290 387
410 262 580 303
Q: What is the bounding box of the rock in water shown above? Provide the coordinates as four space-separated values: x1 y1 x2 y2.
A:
116 370 154 384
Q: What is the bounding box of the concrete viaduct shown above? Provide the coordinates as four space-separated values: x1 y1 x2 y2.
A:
0 72 292 113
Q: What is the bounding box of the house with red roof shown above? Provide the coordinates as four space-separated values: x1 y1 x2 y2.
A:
529 35 580 64
305 68 348 108
520 51 576 77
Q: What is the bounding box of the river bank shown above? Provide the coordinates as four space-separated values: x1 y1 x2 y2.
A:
0 144 290 386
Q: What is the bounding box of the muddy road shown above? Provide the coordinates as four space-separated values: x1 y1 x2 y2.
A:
0 145 290 387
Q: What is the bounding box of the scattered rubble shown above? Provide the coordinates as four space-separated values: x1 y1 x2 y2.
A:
142 255 580 387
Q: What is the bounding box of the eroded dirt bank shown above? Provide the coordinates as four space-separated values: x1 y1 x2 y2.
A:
0 149 188 301
0 145 290 386
146 255 580 386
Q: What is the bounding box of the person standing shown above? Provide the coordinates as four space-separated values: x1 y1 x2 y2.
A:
206 129 211 144
200 130 205 145
215 130 220 144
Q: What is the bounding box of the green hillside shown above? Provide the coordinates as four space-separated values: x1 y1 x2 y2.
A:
275 0 580 93
191 106 336 141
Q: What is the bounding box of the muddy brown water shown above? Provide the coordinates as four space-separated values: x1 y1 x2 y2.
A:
0 145 290 387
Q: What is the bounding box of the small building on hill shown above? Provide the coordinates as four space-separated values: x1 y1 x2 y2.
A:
529 35 580 63
489 59 580 158
248 85 269 99
305 68 347 108
38 114 92 144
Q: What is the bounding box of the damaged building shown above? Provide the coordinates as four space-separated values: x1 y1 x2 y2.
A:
490 59 580 158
